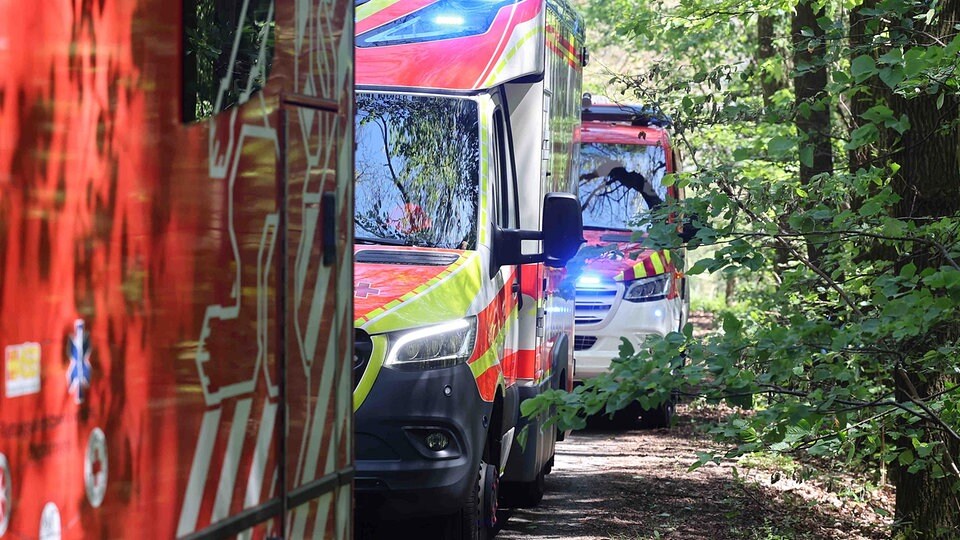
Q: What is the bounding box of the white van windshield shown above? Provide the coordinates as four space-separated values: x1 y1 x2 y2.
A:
578 142 668 230
355 93 480 249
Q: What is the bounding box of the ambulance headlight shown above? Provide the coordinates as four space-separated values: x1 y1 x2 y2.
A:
623 274 671 303
385 317 477 370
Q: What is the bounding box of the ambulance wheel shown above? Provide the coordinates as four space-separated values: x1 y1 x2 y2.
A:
480 461 499 535
639 400 675 429
610 401 644 429
444 461 495 540
501 466 544 508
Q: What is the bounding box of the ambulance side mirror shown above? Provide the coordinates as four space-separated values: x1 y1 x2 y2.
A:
541 192 584 267
491 193 585 270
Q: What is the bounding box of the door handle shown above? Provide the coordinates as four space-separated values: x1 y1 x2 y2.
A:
322 192 336 266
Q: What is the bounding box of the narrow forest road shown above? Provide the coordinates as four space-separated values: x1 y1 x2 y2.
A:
495 404 892 540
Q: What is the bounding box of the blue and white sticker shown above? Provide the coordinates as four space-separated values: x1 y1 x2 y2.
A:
84 428 108 508
66 320 92 404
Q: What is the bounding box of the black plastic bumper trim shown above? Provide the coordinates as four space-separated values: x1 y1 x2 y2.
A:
287 466 355 509
179 467 354 540
179 499 282 540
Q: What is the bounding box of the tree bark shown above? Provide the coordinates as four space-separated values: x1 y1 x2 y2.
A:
883 0 960 535
847 0 877 173
757 15 783 108
791 0 833 265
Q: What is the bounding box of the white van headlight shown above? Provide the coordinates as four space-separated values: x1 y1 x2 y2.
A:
384 317 477 370
623 274 671 303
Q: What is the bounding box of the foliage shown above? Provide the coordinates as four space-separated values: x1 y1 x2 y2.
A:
184 0 275 121
535 0 960 535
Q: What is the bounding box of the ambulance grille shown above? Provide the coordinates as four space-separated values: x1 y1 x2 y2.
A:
354 330 372 390
575 285 619 326
574 335 597 351
356 250 459 266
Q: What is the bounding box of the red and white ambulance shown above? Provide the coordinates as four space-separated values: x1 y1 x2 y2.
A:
573 97 690 428
352 0 585 535
0 0 354 537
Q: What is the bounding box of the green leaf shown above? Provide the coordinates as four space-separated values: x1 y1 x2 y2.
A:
903 48 926 77
878 66 905 89
767 136 794 156
851 55 877 82
722 313 743 334
878 49 903 65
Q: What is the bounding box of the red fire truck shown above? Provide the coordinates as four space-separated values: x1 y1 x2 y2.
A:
0 0 354 538
351 0 585 536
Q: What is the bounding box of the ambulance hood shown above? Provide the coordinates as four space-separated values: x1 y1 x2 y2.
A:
353 246 485 335
577 229 674 282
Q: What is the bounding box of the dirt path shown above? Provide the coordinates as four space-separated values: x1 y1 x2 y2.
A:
495 404 893 540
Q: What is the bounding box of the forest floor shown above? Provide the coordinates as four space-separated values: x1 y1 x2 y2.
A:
495 311 895 540
494 401 894 540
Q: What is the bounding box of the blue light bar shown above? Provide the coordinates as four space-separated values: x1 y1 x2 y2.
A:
358 0 518 48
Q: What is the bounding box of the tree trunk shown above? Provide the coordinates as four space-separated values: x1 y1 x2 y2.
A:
884 0 960 535
791 0 833 265
757 15 783 108
888 90 960 540
847 0 877 173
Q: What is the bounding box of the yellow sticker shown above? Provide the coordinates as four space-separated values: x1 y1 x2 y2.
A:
5 342 41 397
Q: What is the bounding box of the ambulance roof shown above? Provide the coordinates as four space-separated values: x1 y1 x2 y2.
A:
356 0 584 91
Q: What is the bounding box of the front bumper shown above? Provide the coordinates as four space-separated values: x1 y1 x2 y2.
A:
573 296 682 380
354 361 492 519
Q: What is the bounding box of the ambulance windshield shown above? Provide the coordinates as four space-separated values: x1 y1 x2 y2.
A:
355 93 480 250
578 142 669 230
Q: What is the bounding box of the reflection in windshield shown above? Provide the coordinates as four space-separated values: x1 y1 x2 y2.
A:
578 143 668 230
355 93 480 249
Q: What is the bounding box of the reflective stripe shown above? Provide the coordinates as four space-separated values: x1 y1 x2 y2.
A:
479 102 491 246
650 252 665 275
482 26 541 87
615 250 674 281
353 335 388 412
355 0 403 23
359 253 481 333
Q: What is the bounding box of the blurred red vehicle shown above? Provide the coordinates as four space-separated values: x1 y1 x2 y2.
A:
0 0 354 537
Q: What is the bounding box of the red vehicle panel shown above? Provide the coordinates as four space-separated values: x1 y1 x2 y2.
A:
0 1 354 538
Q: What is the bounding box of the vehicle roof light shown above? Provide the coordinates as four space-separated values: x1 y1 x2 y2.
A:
357 0 517 48
434 15 465 25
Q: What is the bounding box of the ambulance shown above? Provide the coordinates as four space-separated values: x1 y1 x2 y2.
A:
352 0 586 535
0 0 354 537
573 97 689 428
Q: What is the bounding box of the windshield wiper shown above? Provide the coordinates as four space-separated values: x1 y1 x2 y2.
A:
355 235 408 246
584 225 633 233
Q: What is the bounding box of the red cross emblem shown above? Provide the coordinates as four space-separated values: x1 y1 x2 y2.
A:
0 454 9 536
355 282 381 298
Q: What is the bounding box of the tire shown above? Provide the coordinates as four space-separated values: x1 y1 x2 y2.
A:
639 399 675 429
480 462 499 536
501 466 545 508
443 461 498 540
610 401 643 429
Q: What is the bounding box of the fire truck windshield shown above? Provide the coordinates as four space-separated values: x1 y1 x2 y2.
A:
578 142 669 231
355 93 480 250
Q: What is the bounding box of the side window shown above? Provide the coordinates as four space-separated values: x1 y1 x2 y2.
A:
183 0 276 122
493 109 518 229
